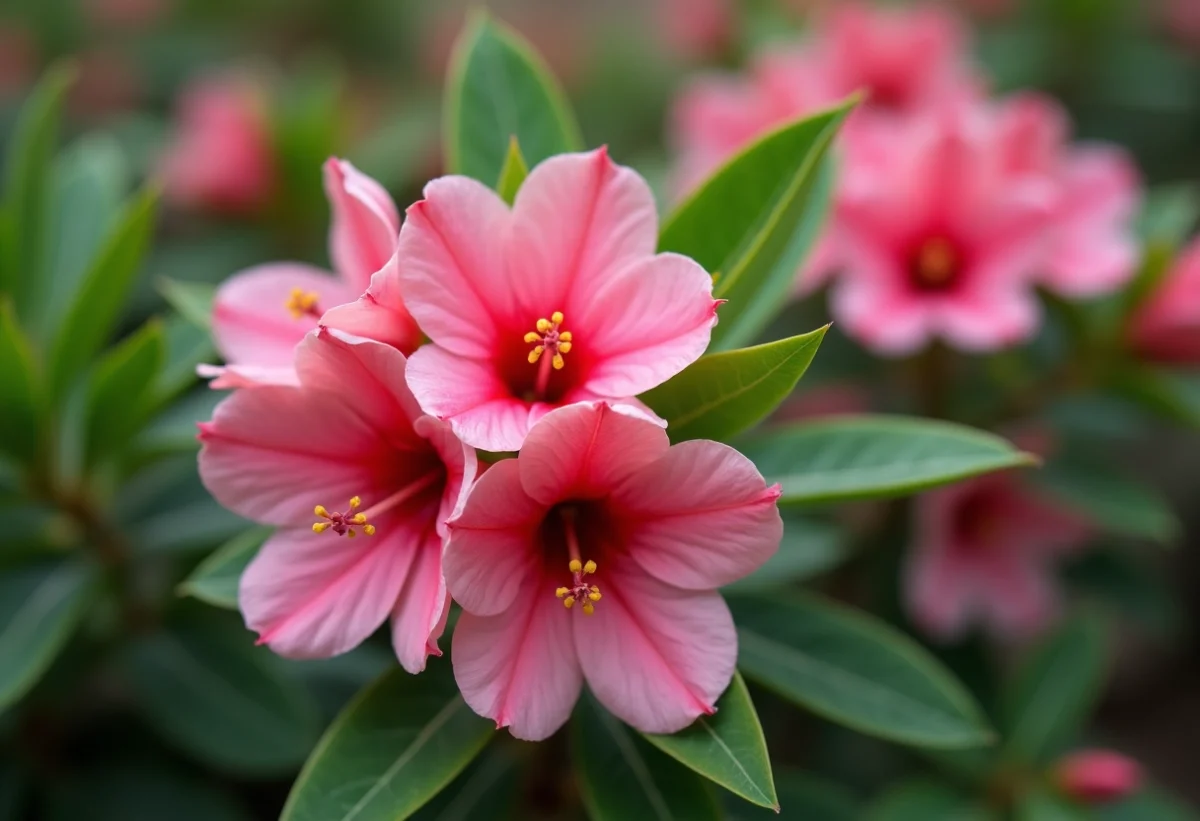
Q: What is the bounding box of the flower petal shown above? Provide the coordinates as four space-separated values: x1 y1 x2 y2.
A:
452 573 583 741
324 158 400 293
443 460 543 617
575 562 735 734
579 253 718 398
613 440 782 590
518 403 670 506
321 252 422 355
196 362 299 389
389 526 448 674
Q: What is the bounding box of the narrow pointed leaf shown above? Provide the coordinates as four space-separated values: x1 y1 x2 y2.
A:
640 326 827 443
572 695 722 821
740 416 1037 505
445 11 584 186
83 321 165 469
0 301 43 464
495 137 529 205
1033 462 1179 544
177 527 270 610
729 592 993 749
724 769 859 820
409 746 522 821
156 316 215 403
157 277 216 330
282 659 494 821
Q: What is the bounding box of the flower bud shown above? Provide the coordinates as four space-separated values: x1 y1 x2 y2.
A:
1055 749 1142 804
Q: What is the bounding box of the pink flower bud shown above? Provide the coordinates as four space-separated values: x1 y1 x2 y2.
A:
1056 749 1142 804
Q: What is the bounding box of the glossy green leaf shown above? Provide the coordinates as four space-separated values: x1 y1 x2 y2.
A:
0 560 98 711
125 619 322 775
47 185 159 403
739 416 1036 505
866 781 995 821
1136 183 1199 247
1033 462 1179 544
133 389 223 458
1099 788 1200 821
1001 613 1108 765
729 592 993 749
725 513 846 592
155 317 215 404
724 769 859 820
445 11 584 186
157 277 216 330
659 101 852 350
644 672 777 809
1015 788 1090 821
83 321 164 469
640 326 827 443
43 762 253 821
0 64 74 313
572 694 723 821
282 658 494 821
1064 549 1181 639
0 301 43 464
409 745 523 821
177 527 270 610
495 136 529 205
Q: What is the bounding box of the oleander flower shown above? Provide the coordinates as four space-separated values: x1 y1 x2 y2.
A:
1055 750 1143 805
198 328 474 672
442 402 782 740
394 148 719 452
200 158 419 388
1130 237 1200 364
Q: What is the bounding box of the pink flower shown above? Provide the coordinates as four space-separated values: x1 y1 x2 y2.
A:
198 329 475 672
656 0 735 60
995 93 1141 298
159 74 275 215
395 148 719 452
442 402 782 740
1164 0 1200 50
829 105 1054 355
1129 238 1200 364
905 471 1089 641
202 158 419 388
1055 749 1142 804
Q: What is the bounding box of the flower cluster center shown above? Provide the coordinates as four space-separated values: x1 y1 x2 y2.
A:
312 495 376 538
525 311 573 371
555 558 602 616
286 288 322 320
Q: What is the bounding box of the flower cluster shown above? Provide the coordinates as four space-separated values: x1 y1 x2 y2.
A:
672 0 1141 356
197 148 783 741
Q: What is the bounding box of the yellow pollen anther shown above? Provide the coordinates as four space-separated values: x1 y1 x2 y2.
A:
563 596 576 609
536 318 552 333
526 311 573 375
551 311 564 325
313 522 330 533
524 332 540 344
556 587 570 598
583 603 595 616
347 529 357 538
528 347 543 364
583 560 597 575
552 353 565 370
285 288 320 320
351 513 366 525
559 331 572 342
312 495 376 538
569 559 582 573
558 342 572 354
589 589 602 601
314 505 329 518
362 524 376 536
349 496 362 509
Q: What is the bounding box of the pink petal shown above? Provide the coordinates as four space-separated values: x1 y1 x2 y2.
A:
903 537 977 641
517 403 670 506
321 252 422 355
613 440 782 590
196 362 299 389
413 415 478 540
443 460 544 617
975 556 1059 638
452 573 583 741
324 158 400 293
240 516 420 658
396 176 512 357
579 253 718 399
510 149 659 321
574 562 736 734
211 263 356 368
830 264 932 357
932 286 1040 352
389 527 448 674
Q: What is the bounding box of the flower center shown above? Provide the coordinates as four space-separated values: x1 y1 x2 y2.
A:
310 474 441 539
911 238 959 291
524 311 573 400
555 558 601 616
285 288 322 320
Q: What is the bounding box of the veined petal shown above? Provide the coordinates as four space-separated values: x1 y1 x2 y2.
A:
389 526 449 674
324 158 400 293
321 251 422 355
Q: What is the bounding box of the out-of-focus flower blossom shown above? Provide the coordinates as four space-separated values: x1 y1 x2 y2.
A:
1163 0 1200 50
1055 749 1143 804
160 74 275 216
1129 238 1200 364
201 158 419 388
0 23 37 96
395 148 718 452
83 0 170 29
905 468 1090 641
199 330 476 672
995 93 1141 298
656 0 735 60
443 402 781 740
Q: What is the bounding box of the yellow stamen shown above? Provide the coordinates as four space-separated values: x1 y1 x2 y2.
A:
552 353 564 370
583 560 597 575
558 342 572 354
569 559 582 573
312 522 330 533
551 311 564 325
347 529 357 539
285 288 320 320
589 589 602 601
311 494 376 538
582 603 595 616
559 331 572 342
525 311 573 376
362 524 376 536
524 331 541 344
528 347 543 364
564 596 576 609
556 587 570 598
314 505 329 518
349 496 362 509
536 318 552 333
352 513 367 525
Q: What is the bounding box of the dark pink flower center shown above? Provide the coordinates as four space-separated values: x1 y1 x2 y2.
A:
908 236 964 292
541 502 618 616
497 309 589 404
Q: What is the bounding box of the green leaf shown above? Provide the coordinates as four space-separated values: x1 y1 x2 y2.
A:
46 185 159 403
1001 613 1108 765
83 320 165 469
725 513 846 592
1015 788 1090 821
572 694 723 821
729 592 993 749
0 64 74 314
0 560 98 711
155 316 215 404
725 769 859 820
133 389 222 459
177 527 270 610
643 672 777 809
124 618 322 775
1099 788 1200 821
865 781 995 821
1136 183 1200 247
43 762 253 821
409 745 523 821
659 101 852 350
739 416 1036 505
282 658 494 821
0 301 43 464
157 277 215 330
640 327 827 443
444 10 584 186
1032 462 1179 544
495 136 529 205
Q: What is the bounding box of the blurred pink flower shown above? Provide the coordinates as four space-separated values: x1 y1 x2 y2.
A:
656 0 735 60
198 329 476 672
830 106 1054 355
1163 0 1200 49
0 23 37 95
160 74 275 216
995 93 1141 298
202 158 418 388
1055 749 1143 804
443 402 781 740
905 470 1090 641
1129 238 1200 364
396 149 718 452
